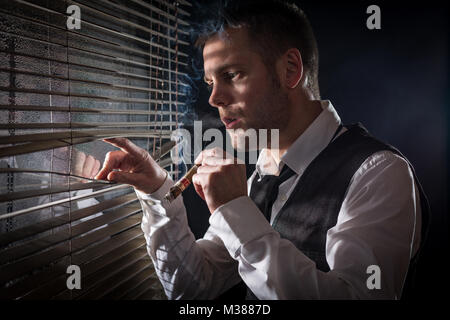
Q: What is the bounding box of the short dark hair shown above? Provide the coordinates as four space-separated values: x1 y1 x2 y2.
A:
194 0 320 99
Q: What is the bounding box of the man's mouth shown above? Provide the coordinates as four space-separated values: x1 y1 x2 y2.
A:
222 117 240 129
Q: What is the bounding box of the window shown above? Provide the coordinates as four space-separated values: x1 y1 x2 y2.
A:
0 0 191 299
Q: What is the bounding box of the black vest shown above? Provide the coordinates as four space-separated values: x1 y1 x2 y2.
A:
217 123 430 300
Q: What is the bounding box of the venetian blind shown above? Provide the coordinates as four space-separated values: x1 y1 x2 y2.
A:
0 0 191 300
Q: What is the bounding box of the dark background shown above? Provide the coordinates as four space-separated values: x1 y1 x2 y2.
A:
181 0 449 299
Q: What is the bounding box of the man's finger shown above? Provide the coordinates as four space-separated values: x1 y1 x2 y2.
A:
196 164 219 174
194 151 203 166
107 170 142 187
192 173 206 200
103 138 144 159
201 156 235 167
194 147 228 165
194 148 217 165
95 151 126 180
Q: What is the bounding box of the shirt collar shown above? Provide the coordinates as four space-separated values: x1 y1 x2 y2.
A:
255 100 342 177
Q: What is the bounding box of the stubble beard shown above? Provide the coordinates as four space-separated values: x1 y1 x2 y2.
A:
228 77 289 152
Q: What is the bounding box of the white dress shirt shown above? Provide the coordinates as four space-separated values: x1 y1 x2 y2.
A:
137 100 422 300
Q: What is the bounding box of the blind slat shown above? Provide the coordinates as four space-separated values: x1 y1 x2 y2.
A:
0 121 178 129
0 68 188 95
0 50 189 78
0 192 137 246
0 11 189 67
0 185 131 221
51 246 149 300
0 203 141 264
120 277 158 300
68 0 190 41
71 215 142 252
79 237 147 278
0 86 187 105
0 256 70 299
0 227 144 299
0 28 188 73
152 0 191 16
117 70 189 86
0 105 177 116
102 267 157 300
76 256 150 300
120 0 190 26
67 242 150 300
52 245 149 300
178 0 193 6
0 129 172 145
1 0 188 300
153 140 177 160
0 138 172 162
135 287 157 300
0 181 118 203
12 1 190 56
0 168 111 182
14 0 189 37
79 0 190 30
71 225 142 266
15 238 147 300
0 241 70 285
158 157 175 169
0 214 141 284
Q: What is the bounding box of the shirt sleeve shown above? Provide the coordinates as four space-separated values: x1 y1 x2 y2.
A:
211 150 420 299
137 174 241 300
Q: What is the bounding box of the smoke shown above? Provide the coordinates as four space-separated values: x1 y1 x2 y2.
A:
168 1 237 172
166 0 233 130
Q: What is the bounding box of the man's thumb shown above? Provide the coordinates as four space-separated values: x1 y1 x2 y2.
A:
107 170 139 186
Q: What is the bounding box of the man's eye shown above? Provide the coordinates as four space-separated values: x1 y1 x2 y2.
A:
206 83 213 92
225 72 239 80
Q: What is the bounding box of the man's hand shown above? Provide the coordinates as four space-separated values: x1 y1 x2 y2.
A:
192 147 247 214
94 138 167 194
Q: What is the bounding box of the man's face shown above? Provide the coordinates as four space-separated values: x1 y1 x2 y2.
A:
203 28 289 150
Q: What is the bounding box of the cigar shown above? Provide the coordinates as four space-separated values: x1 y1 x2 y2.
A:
164 164 200 202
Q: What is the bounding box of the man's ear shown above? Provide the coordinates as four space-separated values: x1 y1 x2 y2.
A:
284 48 303 89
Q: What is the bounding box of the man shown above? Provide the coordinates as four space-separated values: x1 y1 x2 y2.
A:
95 0 429 299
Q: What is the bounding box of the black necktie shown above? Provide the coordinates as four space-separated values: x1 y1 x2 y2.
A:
249 124 343 222
249 164 296 222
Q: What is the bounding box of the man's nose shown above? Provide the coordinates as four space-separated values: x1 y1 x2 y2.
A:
208 84 229 108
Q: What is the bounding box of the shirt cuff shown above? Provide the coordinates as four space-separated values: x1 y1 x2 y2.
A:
134 172 174 202
209 196 274 258
135 172 187 220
